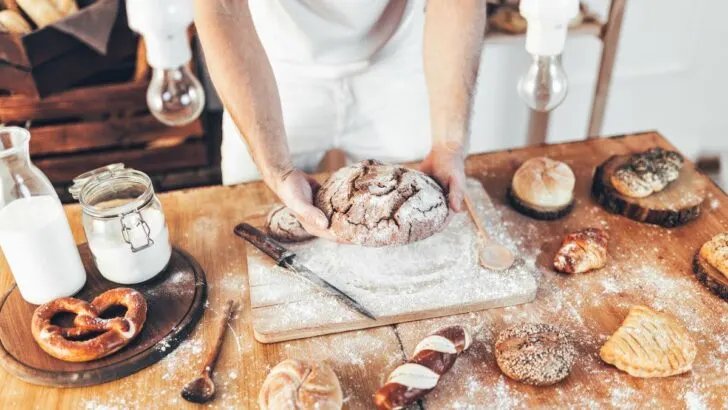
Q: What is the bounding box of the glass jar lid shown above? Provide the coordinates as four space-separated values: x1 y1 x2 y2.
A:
69 164 155 219
69 163 126 199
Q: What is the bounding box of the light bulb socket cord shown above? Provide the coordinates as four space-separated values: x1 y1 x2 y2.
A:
144 33 192 70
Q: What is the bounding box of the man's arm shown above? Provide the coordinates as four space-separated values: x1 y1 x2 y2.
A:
194 0 330 234
421 0 487 211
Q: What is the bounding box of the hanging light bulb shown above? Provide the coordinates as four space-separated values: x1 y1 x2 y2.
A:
517 0 579 112
126 0 205 126
147 66 205 126
517 55 568 112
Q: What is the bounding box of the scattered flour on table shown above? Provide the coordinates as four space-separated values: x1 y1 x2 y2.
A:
248 179 541 334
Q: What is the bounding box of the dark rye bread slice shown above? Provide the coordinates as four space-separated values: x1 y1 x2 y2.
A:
592 154 707 227
693 251 728 301
506 186 575 221
314 160 448 247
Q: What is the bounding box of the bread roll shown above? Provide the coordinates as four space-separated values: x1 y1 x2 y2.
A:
698 232 728 279
314 160 448 247
495 323 576 386
16 0 63 27
509 157 575 220
0 9 31 34
266 205 314 243
259 359 343 410
610 147 684 198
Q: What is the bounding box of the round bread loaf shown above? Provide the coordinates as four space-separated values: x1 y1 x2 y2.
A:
259 359 343 410
266 205 314 243
509 156 575 220
495 323 576 386
314 160 448 247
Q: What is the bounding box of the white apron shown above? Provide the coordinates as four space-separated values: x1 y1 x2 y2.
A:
221 0 433 185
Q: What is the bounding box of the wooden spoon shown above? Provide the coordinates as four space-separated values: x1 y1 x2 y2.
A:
463 192 515 271
181 300 237 404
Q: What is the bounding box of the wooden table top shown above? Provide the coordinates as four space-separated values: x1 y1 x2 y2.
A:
1 131 727 409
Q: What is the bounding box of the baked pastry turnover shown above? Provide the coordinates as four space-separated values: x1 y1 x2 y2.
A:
599 306 696 378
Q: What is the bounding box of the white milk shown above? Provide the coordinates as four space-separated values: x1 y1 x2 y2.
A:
87 208 171 284
0 196 86 305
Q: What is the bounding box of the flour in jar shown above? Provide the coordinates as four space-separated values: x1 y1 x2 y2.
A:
87 208 171 284
0 196 86 304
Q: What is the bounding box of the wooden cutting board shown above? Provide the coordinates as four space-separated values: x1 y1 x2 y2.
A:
0 245 207 387
245 179 540 343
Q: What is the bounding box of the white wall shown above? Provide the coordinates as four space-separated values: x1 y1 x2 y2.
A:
200 0 728 159
469 0 728 159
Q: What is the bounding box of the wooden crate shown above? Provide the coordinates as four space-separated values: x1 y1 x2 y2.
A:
0 0 137 98
0 76 220 201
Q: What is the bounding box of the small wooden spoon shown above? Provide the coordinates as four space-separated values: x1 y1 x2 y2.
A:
181 300 237 404
463 192 515 271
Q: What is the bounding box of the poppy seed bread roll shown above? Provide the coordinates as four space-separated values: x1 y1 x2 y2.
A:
508 157 575 220
314 160 448 247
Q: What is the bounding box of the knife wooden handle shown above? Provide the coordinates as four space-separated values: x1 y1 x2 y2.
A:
234 223 294 265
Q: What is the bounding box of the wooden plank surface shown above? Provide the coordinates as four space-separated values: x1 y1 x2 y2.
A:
0 132 726 409
35 140 210 183
29 117 203 156
0 81 147 123
246 180 538 343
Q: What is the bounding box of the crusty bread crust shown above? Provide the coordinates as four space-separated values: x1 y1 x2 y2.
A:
314 160 448 247
266 205 314 243
259 359 343 410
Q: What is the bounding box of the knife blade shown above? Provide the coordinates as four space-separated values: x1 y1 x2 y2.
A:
234 223 376 320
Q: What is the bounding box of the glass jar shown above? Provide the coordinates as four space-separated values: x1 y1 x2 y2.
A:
69 164 172 284
0 126 86 304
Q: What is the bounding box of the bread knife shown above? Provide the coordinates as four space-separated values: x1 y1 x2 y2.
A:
234 223 376 320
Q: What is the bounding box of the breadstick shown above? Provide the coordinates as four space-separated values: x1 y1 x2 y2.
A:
51 0 76 16
16 0 63 27
0 9 31 34
374 326 472 410
2 0 21 13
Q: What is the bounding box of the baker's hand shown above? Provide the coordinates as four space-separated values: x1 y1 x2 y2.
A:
270 169 336 240
420 143 466 212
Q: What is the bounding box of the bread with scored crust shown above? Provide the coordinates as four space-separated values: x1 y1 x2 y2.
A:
314 160 448 247
259 359 342 410
508 157 575 220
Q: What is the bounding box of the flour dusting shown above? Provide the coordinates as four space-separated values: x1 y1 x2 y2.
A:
249 179 540 335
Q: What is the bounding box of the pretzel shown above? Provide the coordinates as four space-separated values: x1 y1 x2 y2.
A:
374 325 472 409
31 288 147 362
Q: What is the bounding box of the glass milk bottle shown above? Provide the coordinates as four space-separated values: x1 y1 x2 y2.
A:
0 127 86 304
69 164 172 284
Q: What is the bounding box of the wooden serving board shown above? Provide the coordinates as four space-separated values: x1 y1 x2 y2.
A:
592 153 708 227
0 245 207 387
245 179 540 343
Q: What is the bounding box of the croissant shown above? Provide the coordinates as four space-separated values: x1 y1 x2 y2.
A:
554 228 609 274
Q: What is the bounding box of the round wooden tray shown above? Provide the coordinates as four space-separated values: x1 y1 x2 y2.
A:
0 245 207 387
592 153 707 227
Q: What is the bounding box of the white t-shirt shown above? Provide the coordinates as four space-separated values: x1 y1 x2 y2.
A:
248 0 421 76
